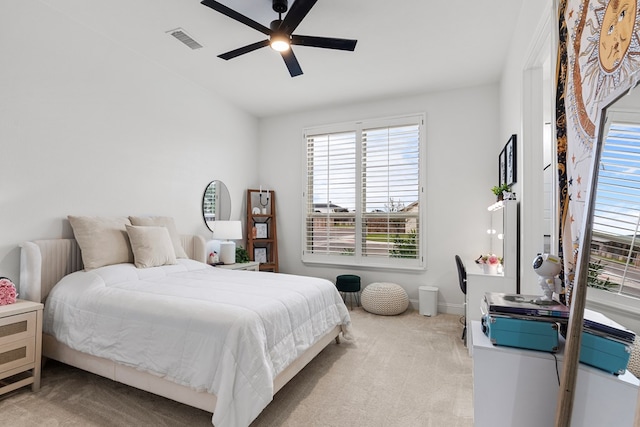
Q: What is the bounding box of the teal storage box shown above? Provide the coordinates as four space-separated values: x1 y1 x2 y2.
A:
579 332 631 375
482 315 559 353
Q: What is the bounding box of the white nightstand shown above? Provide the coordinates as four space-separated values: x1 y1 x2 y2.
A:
214 261 260 271
0 299 44 396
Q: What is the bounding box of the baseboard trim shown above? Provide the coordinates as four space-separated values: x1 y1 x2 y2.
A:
409 299 464 316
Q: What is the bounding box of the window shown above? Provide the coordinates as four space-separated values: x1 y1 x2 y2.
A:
203 183 216 222
588 111 640 297
302 114 425 269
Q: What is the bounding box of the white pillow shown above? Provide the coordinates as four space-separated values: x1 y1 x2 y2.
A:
128 216 188 258
68 216 134 270
125 225 177 268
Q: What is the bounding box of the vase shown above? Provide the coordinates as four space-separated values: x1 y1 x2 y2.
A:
483 264 498 275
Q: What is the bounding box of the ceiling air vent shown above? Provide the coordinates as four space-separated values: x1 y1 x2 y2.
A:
167 28 203 50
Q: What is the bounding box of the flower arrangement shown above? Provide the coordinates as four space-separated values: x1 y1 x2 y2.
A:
208 251 220 264
0 277 17 305
475 254 503 266
475 254 503 274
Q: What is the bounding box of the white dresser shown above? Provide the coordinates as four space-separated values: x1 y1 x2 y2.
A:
214 261 260 271
472 321 638 427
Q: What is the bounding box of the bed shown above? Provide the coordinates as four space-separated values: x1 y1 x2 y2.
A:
19 230 351 427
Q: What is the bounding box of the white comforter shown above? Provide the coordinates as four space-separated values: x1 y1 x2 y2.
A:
43 259 351 427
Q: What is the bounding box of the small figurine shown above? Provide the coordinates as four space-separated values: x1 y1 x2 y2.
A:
208 251 219 264
532 253 562 301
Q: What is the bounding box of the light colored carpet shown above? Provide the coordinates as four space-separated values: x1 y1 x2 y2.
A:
0 307 473 426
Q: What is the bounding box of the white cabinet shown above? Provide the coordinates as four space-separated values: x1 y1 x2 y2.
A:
472 321 638 427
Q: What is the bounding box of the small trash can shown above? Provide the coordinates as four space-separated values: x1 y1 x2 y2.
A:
419 286 438 316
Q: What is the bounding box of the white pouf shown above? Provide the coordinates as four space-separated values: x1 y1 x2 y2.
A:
361 282 409 315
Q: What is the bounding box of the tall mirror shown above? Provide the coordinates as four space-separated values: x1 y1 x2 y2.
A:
202 180 231 232
559 79 640 424
580 83 640 326
586 88 640 301
488 205 504 257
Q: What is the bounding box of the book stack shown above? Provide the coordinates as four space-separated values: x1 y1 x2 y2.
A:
581 309 635 375
482 293 568 353
482 292 636 375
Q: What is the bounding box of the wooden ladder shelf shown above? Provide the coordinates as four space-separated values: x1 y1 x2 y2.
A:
246 189 279 272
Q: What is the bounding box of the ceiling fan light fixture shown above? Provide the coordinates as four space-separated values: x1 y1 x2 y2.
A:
201 0 358 77
270 34 290 52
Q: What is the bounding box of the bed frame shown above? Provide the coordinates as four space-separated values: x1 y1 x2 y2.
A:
19 235 340 413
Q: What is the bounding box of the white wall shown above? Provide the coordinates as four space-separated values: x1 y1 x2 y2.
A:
500 0 554 294
258 84 501 314
0 2 259 288
0 0 553 317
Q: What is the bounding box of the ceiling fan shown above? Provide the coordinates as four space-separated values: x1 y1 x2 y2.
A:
200 0 358 77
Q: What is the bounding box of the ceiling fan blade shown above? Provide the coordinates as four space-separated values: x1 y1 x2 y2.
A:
280 0 317 34
201 0 271 36
218 40 270 60
281 49 303 77
291 35 357 51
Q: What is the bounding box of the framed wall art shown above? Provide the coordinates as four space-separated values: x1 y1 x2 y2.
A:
504 134 517 186
254 247 267 263
255 222 268 239
498 148 506 186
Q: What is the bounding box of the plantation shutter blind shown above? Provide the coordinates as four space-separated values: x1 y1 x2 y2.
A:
304 131 357 256
204 183 216 220
361 124 420 259
588 117 640 295
303 114 425 269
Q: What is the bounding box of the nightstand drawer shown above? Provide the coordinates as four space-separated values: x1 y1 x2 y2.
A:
0 312 36 347
0 338 35 376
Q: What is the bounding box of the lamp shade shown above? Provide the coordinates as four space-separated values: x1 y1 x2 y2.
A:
212 221 242 264
211 220 243 241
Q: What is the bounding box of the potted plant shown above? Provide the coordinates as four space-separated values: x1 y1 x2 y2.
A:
491 183 511 201
235 246 250 263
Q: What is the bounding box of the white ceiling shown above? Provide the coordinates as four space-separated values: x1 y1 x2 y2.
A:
42 0 525 118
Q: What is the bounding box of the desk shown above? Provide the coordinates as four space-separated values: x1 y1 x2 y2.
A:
465 271 515 354
472 321 639 427
466 270 514 323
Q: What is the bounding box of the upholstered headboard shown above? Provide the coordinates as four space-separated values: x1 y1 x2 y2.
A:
19 234 207 304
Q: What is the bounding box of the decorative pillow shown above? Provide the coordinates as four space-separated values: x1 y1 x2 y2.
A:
128 216 188 258
125 225 177 268
68 216 134 270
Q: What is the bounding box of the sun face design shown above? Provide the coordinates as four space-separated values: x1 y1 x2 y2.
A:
599 0 636 71
569 0 640 144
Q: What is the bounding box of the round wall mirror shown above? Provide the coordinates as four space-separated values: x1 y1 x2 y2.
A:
202 180 231 232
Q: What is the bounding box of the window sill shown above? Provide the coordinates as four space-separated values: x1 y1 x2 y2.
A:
302 257 426 272
586 287 640 328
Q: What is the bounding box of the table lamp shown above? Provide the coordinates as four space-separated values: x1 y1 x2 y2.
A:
211 220 242 264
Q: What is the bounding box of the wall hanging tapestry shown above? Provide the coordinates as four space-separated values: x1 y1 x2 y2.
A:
557 0 640 304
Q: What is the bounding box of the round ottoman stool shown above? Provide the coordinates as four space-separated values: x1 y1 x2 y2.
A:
336 274 361 309
361 282 409 315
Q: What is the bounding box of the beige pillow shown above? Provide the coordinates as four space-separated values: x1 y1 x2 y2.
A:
125 225 177 268
128 216 188 258
68 216 134 270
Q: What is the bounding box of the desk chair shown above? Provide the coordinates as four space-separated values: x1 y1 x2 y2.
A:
455 255 467 344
